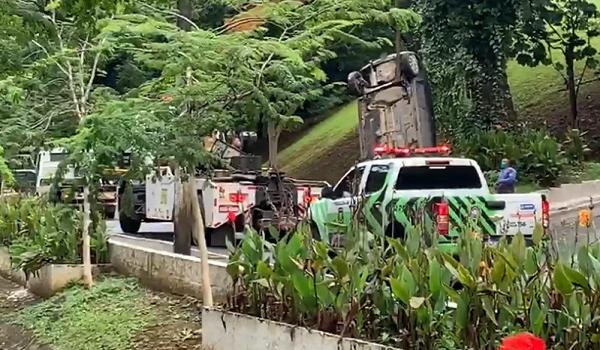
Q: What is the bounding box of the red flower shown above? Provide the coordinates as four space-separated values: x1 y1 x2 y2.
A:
500 333 545 350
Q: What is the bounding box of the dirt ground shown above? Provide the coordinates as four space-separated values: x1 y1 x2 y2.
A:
0 276 203 350
0 277 50 350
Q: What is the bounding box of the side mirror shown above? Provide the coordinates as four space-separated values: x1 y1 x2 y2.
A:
321 186 335 199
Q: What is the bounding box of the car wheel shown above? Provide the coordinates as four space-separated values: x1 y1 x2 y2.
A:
399 52 420 81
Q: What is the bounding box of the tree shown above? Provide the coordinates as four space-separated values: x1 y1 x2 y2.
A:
0 146 14 190
224 0 420 168
515 0 600 128
417 0 520 134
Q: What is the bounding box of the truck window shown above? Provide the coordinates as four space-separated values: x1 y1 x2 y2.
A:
365 164 390 194
334 167 365 197
395 165 482 190
49 153 68 162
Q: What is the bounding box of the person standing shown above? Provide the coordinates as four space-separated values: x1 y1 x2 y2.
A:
496 158 517 193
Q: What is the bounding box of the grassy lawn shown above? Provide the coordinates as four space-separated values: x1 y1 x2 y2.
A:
10 276 202 350
279 100 358 174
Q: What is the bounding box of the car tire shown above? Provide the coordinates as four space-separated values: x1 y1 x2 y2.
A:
399 52 420 81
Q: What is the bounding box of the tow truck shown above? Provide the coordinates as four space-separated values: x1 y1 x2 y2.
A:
118 131 329 246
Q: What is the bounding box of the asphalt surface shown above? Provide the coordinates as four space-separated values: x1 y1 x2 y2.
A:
106 220 229 257
107 213 600 260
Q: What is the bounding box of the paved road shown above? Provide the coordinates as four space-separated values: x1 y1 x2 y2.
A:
106 220 229 257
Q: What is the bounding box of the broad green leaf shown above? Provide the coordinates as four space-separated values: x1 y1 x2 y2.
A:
331 256 349 278
529 300 545 335
390 277 410 305
554 263 574 296
257 261 273 278
532 223 544 245
562 264 591 293
443 254 476 289
481 296 498 326
491 259 506 285
511 233 527 266
429 259 442 296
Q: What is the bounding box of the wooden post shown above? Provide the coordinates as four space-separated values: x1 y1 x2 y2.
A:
82 185 93 288
189 180 213 305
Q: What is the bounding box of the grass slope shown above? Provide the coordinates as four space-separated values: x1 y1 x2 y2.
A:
279 101 358 177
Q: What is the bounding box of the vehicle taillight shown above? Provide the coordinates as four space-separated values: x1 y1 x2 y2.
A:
229 192 248 203
542 197 550 229
435 202 449 236
303 187 319 204
227 211 237 223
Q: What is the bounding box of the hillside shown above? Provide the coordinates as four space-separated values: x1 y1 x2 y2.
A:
279 64 600 184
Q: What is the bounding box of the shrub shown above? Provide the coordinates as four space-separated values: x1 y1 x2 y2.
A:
456 130 576 187
226 219 600 349
0 196 108 278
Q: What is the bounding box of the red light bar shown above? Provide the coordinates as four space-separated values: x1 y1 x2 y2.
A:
373 144 451 157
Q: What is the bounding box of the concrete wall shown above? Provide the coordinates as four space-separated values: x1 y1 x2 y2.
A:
0 247 106 297
108 239 231 301
202 308 398 350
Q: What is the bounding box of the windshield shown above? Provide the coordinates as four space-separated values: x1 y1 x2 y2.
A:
395 165 482 190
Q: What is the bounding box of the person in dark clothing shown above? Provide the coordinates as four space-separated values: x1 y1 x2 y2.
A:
496 158 517 193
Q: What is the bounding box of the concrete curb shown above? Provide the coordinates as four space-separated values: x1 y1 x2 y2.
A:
203 307 398 350
108 237 231 302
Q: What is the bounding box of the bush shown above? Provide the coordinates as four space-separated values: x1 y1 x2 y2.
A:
456 130 583 187
0 196 108 278
226 220 600 349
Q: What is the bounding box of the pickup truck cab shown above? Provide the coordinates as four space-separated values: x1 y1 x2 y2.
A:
308 146 549 253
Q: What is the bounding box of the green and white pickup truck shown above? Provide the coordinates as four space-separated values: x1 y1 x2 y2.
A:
308 148 550 253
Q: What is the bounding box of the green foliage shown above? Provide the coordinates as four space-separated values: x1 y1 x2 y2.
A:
0 196 109 278
14 277 155 350
456 129 578 187
0 145 14 187
515 0 600 70
563 129 591 164
417 0 519 134
228 217 600 349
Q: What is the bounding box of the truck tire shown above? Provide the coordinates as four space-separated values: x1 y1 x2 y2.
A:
119 212 142 234
399 52 420 81
207 225 235 248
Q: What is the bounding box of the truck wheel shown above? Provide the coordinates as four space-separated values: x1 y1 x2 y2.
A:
119 212 142 234
104 206 116 220
399 52 420 81
207 225 235 248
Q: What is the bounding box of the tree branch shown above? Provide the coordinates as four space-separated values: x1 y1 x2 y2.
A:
140 2 200 31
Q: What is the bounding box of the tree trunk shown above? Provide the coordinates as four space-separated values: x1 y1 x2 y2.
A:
566 45 578 128
267 122 281 169
498 67 517 121
82 185 93 288
177 0 193 31
187 179 213 306
173 167 192 255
